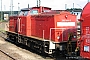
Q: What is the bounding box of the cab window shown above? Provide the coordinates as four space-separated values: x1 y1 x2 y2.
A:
30 10 38 14
19 11 29 16
19 11 25 16
44 10 50 12
24 11 29 16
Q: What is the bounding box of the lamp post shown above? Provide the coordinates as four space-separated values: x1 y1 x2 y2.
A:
10 0 13 16
1 0 2 21
72 3 74 14
39 0 41 7
18 3 20 15
65 4 67 10
88 0 89 2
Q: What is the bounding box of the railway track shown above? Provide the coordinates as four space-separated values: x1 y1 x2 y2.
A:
0 31 72 60
0 49 16 60
0 31 16 60
0 31 6 38
0 31 55 60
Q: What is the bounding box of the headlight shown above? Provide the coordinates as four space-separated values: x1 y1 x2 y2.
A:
74 35 76 38
57 36 60 39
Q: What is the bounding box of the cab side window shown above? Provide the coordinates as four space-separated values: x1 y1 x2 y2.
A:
19 11 25 16
24 11 29 16
44 10 50 12
30 10 38 14
19 11 29 16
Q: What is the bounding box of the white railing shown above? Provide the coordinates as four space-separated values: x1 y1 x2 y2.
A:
49 28 66 41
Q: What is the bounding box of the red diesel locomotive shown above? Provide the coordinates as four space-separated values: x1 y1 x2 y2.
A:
6 6 77 57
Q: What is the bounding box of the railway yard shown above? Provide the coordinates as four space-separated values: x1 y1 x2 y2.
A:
0 22 55 60
0 2 90 60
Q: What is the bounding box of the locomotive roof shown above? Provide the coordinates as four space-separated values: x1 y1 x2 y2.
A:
21 7 51 11
21 8 31 11
41 10 70 14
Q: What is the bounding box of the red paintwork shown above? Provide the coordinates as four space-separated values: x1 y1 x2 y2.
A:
17 16 31 36
54 13 77 42
9 6 50 35
9 16 18 32
31 11 77 42
79 2 90 59
31 6 51 13
31 15 55 40
9 6 77 43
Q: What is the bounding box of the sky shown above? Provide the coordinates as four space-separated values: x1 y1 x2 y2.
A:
0 0 89 11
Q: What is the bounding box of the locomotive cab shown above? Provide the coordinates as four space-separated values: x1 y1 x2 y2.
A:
17 6 52 36
19 6 51 16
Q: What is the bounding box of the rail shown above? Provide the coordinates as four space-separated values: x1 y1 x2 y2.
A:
0 31 16 60
0 49 16 60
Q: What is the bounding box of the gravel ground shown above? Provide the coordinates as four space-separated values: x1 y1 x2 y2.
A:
0 37 54 60
0 22 54 60
0 22 9 31
0 51 12 60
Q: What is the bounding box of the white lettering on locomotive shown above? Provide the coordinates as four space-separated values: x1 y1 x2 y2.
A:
57 22 75 26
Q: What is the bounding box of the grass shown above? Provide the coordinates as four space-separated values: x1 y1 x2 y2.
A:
0 20 8 33
0 20 8 22
0 29 6 32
